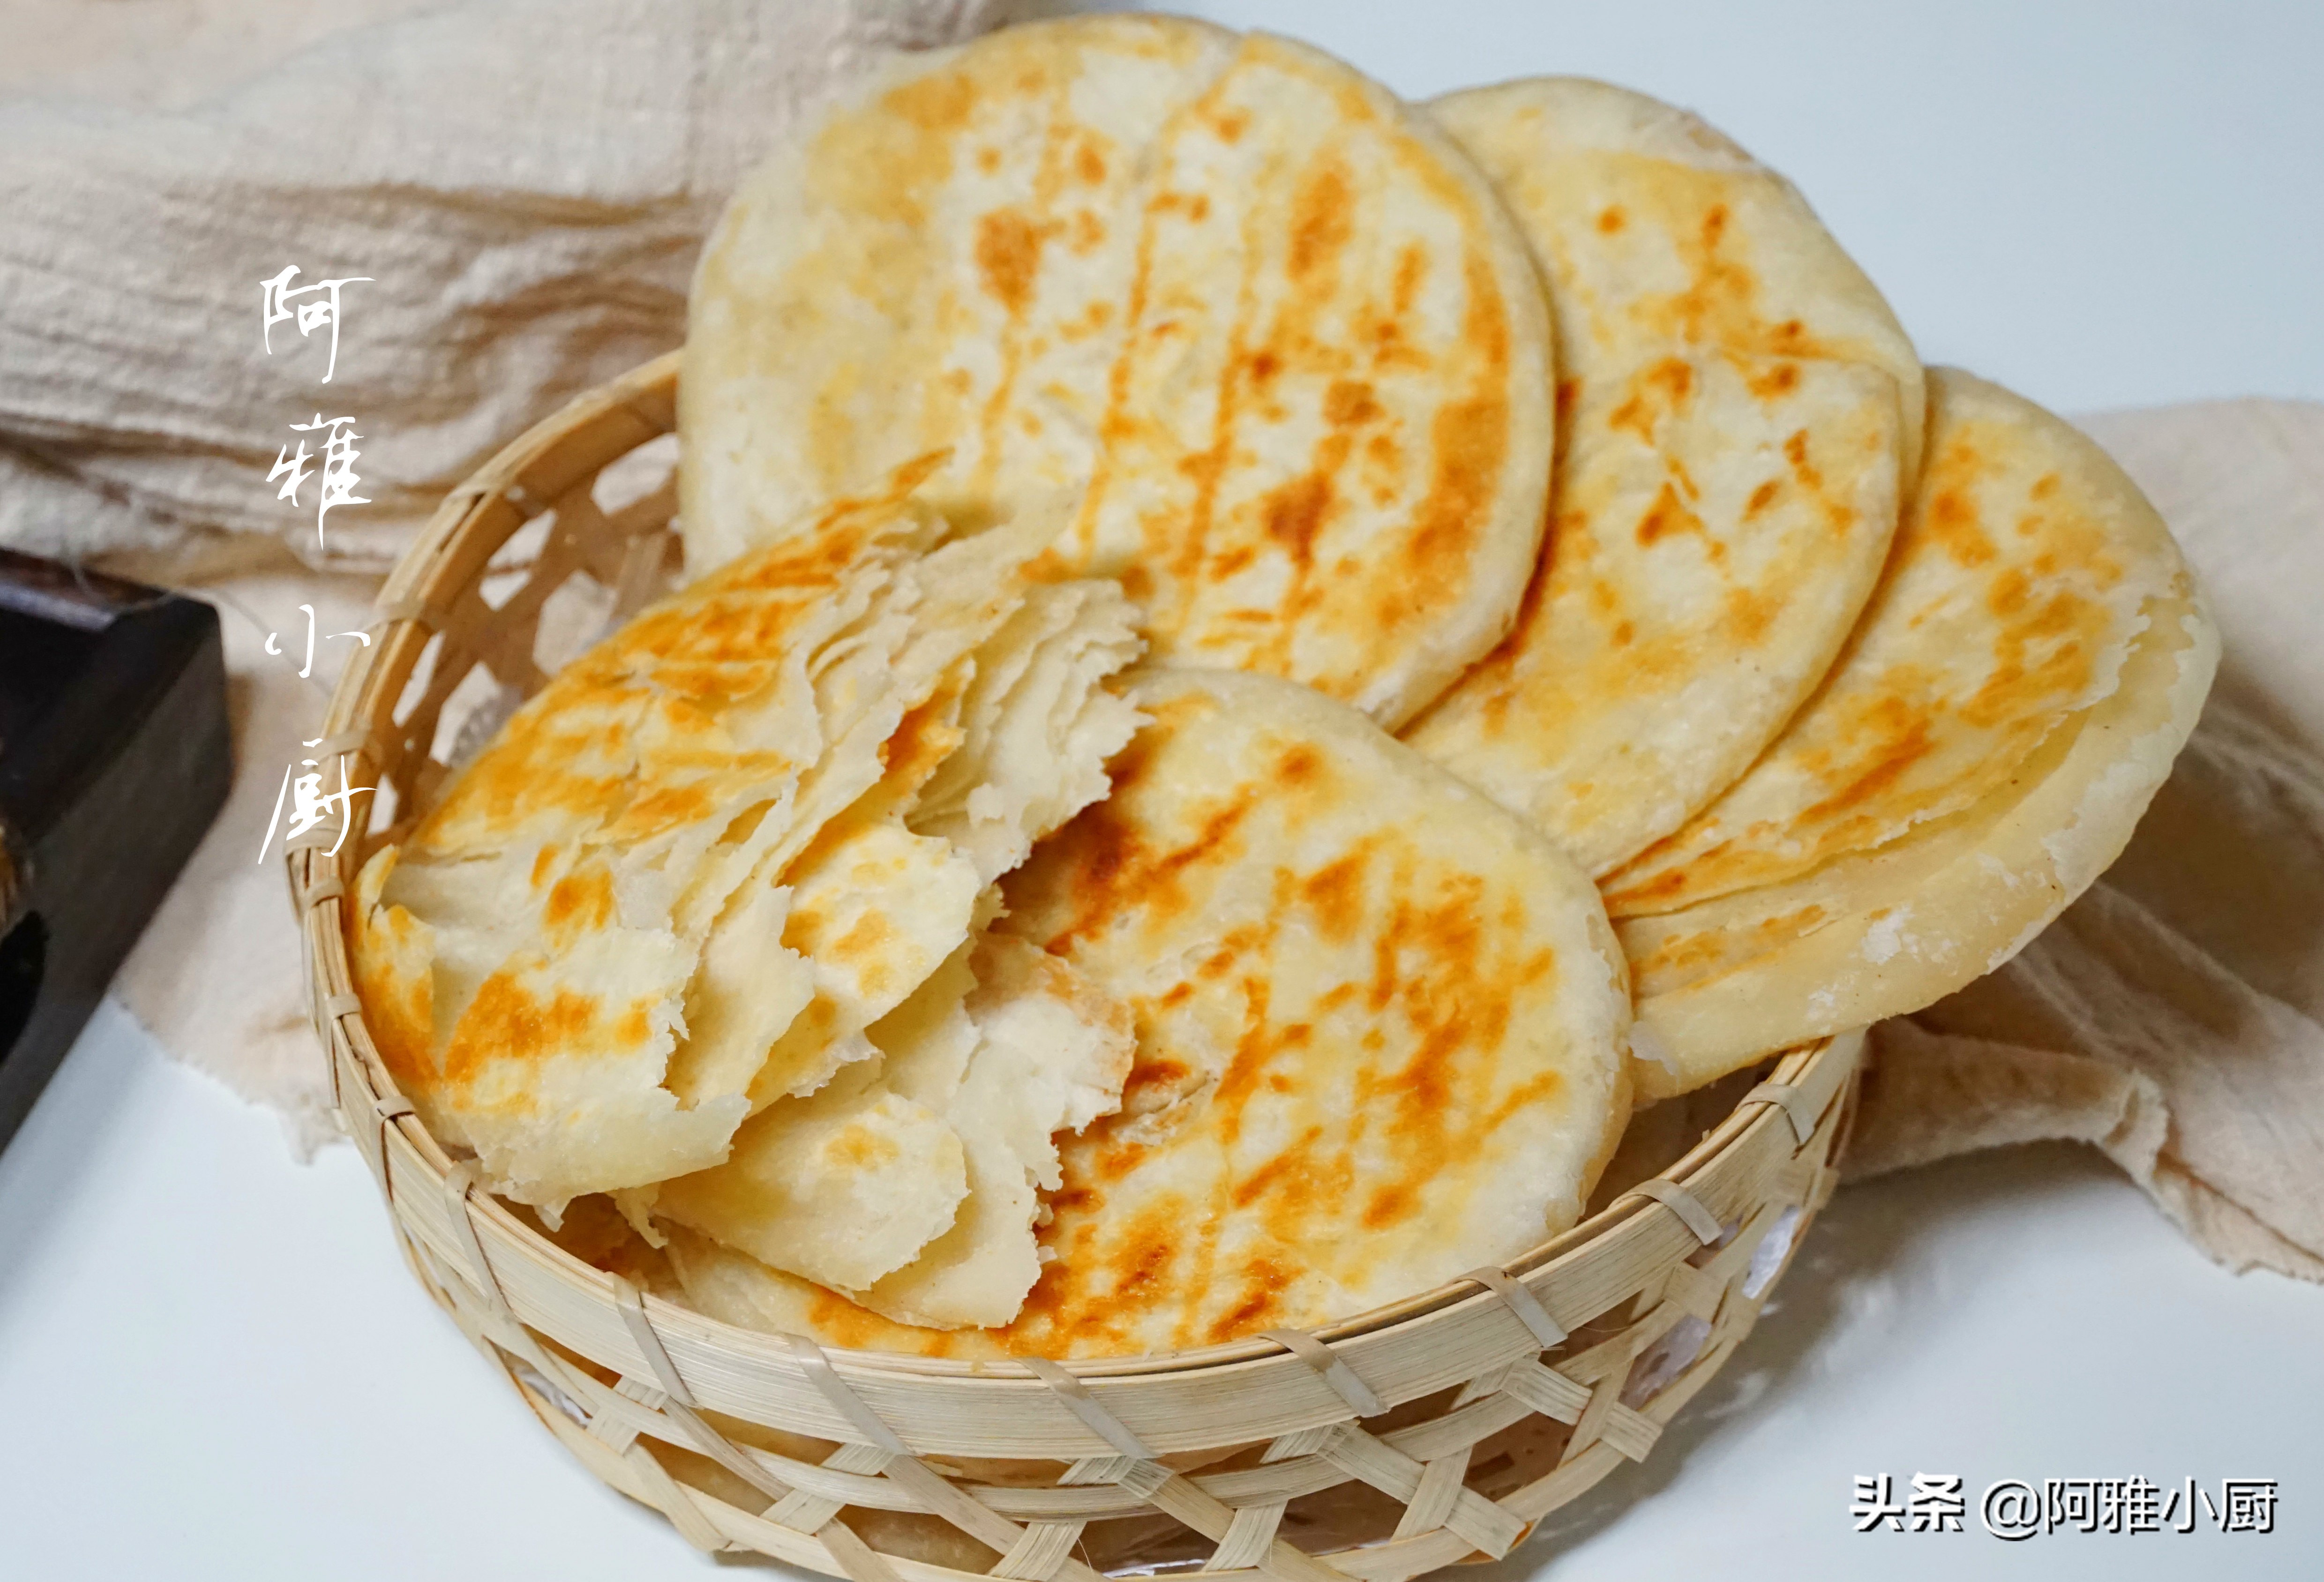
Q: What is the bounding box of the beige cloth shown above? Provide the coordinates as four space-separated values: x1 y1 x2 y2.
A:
4 5 2317 1278
1848 399 2324 1283
0 0 451 113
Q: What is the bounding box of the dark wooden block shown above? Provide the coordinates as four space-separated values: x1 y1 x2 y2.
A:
0 549 232 1153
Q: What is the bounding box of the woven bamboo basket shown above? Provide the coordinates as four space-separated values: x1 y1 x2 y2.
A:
291 352 1865 1582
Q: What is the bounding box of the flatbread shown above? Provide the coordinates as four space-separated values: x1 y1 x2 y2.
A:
852 936 1135 1327
909 582 1146 882
990 668 1630 1355
682 16 1555 727
682 15 1236 570
739 818 984 1110
660 873 812 1107
639 572 1146 1311
1610 370 2217 1094
1603 370 2189 916
664 1225 1009 1360
350 844 737 1212
345 466 1143 1217
345 477 953 1214
683 496 1066 946
1405 78 1922 874
658 923 1135 1322
1051 31 1555 726
655 1062 970 1293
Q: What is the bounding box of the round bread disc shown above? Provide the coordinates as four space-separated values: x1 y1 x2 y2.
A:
682 15 1554 727
1611 369 2218 1095
990 667 1630 1356
1404 77 1923 874
668 667 1632 1357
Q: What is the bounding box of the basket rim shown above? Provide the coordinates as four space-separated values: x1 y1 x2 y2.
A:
291 350 1861 1395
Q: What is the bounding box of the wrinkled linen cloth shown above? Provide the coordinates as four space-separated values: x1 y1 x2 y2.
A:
2 3 2318 1282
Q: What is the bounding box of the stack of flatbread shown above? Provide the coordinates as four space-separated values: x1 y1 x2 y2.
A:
1401 79 2215 1098
351 14 2215 1359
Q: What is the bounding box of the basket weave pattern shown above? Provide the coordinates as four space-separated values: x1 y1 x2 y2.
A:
292 353 1863 1582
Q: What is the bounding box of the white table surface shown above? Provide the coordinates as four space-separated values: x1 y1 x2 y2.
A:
5 2 2321 1578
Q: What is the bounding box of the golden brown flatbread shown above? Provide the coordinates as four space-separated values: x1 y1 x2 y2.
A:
682 15 1554 727
1406 77 1922 874
348 471 1144 1220
1608 369 2217 1094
